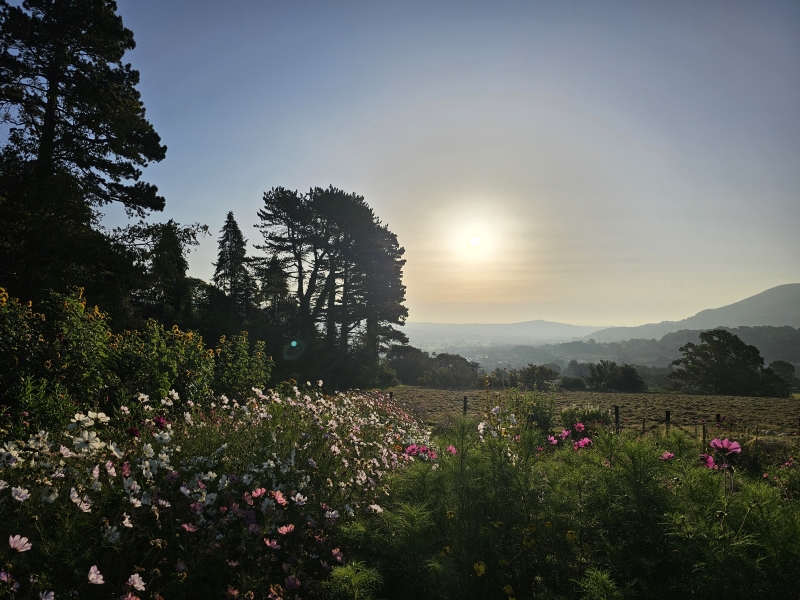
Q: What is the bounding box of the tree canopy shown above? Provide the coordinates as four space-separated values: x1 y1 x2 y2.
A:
0 0 167 214
669 329 788 397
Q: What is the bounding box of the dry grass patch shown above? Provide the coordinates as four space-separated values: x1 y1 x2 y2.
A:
384 385 800 436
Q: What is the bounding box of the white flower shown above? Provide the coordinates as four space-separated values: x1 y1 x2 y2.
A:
491 406 501 415
73 431 103 452
129 497 142 507
142 444 155 458
184 412 194 426
39 591 54 600
318 380 323 387
127 573 145 591
325 510 340 520
41 488 58 503
103 525 120 543
66 412 94 430
88 565 103 584
509 413 517 426
104 460 116 477
11 486 30 502
69 487 92 512
169 389 179 401
0 480 7 491
120 406 130 414
87 411 110 424
122 512 133 528
110 442 125 458
291 493 307 505
153 432 171 444
137 392 150 403
241 474 253 485
368 504 383 513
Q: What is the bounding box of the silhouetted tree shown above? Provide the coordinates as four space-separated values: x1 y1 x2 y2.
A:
214 212 256 321
0 0 167 312
256 186 407 360
769 360 795 386
0 0 166 214
517 364 561 391
669 329 788 397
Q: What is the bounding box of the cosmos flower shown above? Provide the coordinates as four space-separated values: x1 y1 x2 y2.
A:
11 486 30 502
9 535 32 552
709 438 741 455
659 451 675 461
127 573 145 591
88 565 104 584
277 524 295 535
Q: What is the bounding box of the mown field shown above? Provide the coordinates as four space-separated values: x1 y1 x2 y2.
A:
386 385 800 435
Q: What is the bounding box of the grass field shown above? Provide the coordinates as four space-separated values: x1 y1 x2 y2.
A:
385 385 800 436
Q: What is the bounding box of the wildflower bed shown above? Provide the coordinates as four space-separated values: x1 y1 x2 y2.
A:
0 384 429 599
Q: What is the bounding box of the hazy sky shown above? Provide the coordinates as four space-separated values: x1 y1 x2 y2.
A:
107 0 800 326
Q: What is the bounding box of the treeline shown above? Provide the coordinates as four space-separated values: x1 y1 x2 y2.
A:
0 2 408 390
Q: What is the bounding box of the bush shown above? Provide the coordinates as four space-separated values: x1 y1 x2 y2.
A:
560 375 586 390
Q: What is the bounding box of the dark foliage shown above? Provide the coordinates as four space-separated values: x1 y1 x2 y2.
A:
669 329 789 397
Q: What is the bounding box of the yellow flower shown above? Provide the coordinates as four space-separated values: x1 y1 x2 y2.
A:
473 561 486 577
503 584 515 594
566 530 577 542
545 521 552 529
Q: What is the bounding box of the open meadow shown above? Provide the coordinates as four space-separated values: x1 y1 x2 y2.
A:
386 385 800 435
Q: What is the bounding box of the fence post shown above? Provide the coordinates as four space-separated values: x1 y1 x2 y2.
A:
665 410 670 435
642 417 645 435
463 396 468 416
389 391 393 401
702 422 707 449
614 405 619 434
716 413 720 424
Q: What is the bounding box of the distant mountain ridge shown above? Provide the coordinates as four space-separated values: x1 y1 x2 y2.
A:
404 284 800 349
586 284 800 343
403 320 605 349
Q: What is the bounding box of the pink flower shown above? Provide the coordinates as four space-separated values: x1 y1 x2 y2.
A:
272 490 288 506
182 523 198 532
446 445 457 455
405 444 418 456
252 487 267 498
573 437 592 449
119 594 140 600
264 538 281 549
105 460 116 477
11 487 30 502
574 422 585 432
700 454 716 469
127 573 145 591
560 429 570 439
9 535 32 552
659 452 675 461
429 451 437 460
88 565 104 584
547 435 558 445
709 438 741 455
332 547 344 563
121 462 131 477
277 524 295 535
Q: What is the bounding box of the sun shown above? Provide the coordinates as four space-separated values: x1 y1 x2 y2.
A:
469 235 481 247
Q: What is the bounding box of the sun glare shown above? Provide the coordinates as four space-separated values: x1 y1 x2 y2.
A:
469 235 481 247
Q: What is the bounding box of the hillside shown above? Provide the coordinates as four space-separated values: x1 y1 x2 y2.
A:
403 319 605 349
587 284 800 343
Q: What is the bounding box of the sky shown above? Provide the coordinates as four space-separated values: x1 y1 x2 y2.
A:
106 0 800 326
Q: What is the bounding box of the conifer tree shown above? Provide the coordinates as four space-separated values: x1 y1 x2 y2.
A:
213 212 255 321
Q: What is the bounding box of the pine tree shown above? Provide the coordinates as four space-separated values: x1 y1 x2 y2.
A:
213 212 255 321
0 0 167 215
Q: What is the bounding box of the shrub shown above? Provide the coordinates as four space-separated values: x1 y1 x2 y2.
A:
560 375 587 390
